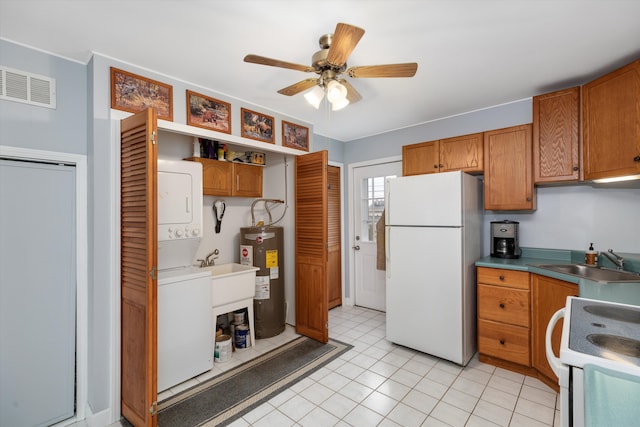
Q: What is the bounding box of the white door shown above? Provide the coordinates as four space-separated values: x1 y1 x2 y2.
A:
352 161 401 311
0 159 76 426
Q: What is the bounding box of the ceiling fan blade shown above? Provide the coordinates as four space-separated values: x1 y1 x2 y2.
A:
339 79 362 104
347 63 418 78
277 78 319 96
327 23 365 67
244 54 315 73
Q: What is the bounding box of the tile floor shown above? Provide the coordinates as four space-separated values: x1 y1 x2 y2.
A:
117 305 562 426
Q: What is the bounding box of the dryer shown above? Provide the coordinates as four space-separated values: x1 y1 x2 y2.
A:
156 159 212 391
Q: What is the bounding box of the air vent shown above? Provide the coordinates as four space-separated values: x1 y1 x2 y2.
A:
0 66 56 109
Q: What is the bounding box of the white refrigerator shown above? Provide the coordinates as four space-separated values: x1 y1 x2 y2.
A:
385 171 482 366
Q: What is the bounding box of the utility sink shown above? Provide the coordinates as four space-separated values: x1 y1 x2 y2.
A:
200 263 259 306
535 264 640 283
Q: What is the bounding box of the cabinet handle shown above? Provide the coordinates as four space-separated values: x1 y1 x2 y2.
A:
499 275 505 281
499 303 505 309
573 166 579 171
499 339 505 345
526 197 531 202
433 164 439 169
634 156 640 162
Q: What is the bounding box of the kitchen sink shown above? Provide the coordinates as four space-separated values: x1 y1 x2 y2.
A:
535 264 640 283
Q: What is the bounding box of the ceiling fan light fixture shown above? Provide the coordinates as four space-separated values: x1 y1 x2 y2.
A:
331 96 350 111
304 85 324 109
326 79 347 103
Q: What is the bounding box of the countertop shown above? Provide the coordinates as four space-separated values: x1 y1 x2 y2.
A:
476 247 640 284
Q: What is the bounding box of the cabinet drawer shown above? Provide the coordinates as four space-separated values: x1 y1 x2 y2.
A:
478 319 530 366
477 267 530 289
478 284 530 327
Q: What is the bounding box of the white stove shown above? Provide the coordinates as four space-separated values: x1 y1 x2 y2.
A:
547 296 640 427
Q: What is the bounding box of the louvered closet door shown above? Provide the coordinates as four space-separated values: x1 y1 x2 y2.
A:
295 150 329 343
120 108 158 427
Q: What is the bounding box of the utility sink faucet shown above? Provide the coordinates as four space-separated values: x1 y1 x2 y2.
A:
600 249 624 270
197 249 220 267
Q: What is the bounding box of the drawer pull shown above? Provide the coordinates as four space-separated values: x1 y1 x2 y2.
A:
499 339 505 345
499 303 505 309
499 275 505 281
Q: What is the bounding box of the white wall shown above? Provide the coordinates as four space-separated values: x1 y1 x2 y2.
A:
486 184 640 254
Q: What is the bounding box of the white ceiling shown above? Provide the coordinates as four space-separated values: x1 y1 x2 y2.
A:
2 0 640 142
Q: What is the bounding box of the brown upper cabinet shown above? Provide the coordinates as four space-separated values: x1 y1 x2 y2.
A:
582 59 640 180
532 87 581 183
484 124 536 210
186 157 263 197
402 132 483 176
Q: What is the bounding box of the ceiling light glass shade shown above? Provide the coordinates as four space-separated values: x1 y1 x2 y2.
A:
326 80 347 103
303 85 324 109
331 97 350 111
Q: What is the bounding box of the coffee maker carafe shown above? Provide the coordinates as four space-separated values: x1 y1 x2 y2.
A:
490 220 520 259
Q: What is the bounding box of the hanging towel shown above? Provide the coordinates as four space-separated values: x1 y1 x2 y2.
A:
376 211 386 270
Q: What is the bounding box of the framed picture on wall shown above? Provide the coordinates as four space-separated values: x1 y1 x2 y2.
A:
186 90 231 134
241 108 274 143
110 67 173 121
282 120 309 151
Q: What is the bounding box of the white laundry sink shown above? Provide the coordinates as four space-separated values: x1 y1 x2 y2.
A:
201 263 259 307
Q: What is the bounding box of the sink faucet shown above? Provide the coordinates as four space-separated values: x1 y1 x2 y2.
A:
205 249 220 266
600 249 625 270
197 249 220 267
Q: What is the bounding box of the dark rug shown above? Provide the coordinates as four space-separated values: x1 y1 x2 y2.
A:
156 336 352 426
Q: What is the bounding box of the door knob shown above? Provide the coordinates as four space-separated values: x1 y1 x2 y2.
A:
352 245 361 250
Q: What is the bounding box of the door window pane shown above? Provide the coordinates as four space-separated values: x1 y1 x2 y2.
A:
360 175 396 242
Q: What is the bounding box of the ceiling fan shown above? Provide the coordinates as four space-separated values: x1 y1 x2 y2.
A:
243 23 418 110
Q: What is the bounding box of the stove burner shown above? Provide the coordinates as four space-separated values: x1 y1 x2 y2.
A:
584 305 640 324
587 334 640 358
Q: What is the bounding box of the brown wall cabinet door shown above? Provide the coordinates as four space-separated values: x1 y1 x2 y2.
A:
533 87 580 183
583 59 640 180
402 140 440 176
484 124 535 210
440 132 484 174
233 163 263 197
120 108 158 427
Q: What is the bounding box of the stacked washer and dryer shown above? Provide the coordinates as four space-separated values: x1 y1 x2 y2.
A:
156 159 213 392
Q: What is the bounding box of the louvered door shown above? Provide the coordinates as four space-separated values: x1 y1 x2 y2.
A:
327 165 342 309
120 108 158 427
295 150 329 342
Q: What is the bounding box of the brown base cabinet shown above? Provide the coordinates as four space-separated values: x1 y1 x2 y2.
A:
477 267 531 367
531 274 578 387
477 267 578 391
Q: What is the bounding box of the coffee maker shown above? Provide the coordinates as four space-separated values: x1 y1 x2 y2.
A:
490 220 520 259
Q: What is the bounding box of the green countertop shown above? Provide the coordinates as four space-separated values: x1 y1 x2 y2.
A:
476 247 640 304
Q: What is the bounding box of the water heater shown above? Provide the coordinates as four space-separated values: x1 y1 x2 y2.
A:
240 226 285 338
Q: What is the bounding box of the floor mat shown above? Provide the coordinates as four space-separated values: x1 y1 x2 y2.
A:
156 336 352 426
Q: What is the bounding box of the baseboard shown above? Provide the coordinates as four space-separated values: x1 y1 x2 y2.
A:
86 405 116 427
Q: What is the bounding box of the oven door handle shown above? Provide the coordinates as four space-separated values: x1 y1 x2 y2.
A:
545 307 565 377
